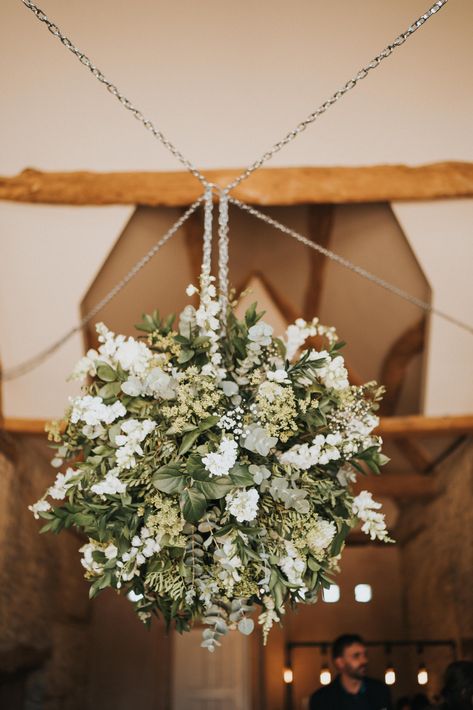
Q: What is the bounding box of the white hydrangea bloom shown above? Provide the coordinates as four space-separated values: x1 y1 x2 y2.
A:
70 395 126 427
225 488 259 522
115 338 152 375
214 535 242 587
69 349 99 381
143 368 177 399
307 350 349 390
248 321 273 347
241 424 278 457
279 540 306 588
28 499 51 519
48 467 77 500
352 490 389 542
267 368 290 384
202 438 238 477
306 518 337 558
91 469 127 497
115 419 156 470
280 433 342 470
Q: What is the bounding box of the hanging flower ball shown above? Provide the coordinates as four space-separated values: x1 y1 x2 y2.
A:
30 282 390 650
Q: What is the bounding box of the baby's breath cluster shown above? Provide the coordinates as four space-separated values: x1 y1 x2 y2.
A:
30 283 390 650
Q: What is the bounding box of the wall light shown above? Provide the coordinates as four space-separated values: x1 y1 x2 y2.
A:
417 665 429 686
283 667 294 684
385 666 396 686
320 664 332 686
354 584 372 603
322 584 340 603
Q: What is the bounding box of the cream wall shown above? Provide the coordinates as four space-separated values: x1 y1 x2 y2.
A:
1 0 472 418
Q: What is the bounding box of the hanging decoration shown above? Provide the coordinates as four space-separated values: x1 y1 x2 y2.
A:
20 0 452 650
30 194 390 650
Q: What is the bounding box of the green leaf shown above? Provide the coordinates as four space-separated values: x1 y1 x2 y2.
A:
178 349 195 364
307 557 321 573
195 477 234 500
186 454 210 481
181 488 207 523
96 362 118 382
98 381 122 399
153 465 186 494
331 523 350 556
199 416 220 431
179 429 201 456
229 463 254 487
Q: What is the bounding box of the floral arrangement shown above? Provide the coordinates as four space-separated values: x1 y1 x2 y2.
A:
30 281 389 650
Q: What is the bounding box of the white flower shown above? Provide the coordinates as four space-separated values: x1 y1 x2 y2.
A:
115 338 152 375
179 305 196 338
29 499 51 519
70 395 126 427
143 368 176 399
80 541 104 575
267 368 290 384
352 491 389 542
48 468 77 500
214 535 242 586
280 433 342 470
248 321 273 347
257 380 283 403
91 469 127 497
104 543 118 559
221 380 239 397
249 464 271 485
306 518 337 557
186 283 198 296
241 424 278 457
202 437 238 477
225 488 259 522
279 541 306 587
121 376 144 397
69 349 98 381
114 418 156 469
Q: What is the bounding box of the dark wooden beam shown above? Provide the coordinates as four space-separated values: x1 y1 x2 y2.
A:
303 204 334 319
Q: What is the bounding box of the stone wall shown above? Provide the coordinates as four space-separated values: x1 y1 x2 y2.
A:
398 437 473 697
0 432 91 710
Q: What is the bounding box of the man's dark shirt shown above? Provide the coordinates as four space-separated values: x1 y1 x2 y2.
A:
309 676 392 710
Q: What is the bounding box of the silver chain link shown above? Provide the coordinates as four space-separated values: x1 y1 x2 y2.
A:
217 192 230 325
200 186 214 296
0 198 203 382
229 197 473 337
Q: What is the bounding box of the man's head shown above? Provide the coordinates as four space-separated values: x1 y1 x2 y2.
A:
332 634 368 680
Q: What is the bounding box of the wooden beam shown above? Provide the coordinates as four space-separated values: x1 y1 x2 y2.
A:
377 414 473 438
2 418 49 435
380 318 426 415
303 204 334 319
1 162 473 207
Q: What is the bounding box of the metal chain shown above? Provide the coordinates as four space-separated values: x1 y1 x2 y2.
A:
0 198 204 382
200 187 214 296
224 0 448 192
19 0 211 189
229 197 473 337
217 192 230 324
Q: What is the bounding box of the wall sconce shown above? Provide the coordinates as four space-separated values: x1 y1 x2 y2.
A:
283 667 294 684
322 584 340 603
417 645 428 685
417 664 429 686
384 644 395 685
320 664 332 686
354 584 372 603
